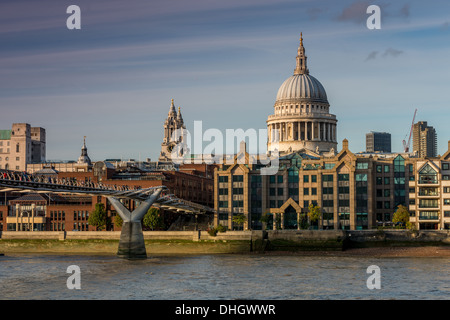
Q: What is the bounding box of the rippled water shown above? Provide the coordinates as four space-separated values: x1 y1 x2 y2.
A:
0 253 449 300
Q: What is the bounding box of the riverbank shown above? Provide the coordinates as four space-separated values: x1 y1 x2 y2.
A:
0 230 449 256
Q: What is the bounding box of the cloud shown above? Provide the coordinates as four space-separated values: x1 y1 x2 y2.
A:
337 1 370 24
337 1 411 24
365 51 378 61
382 48 404 58
365 48 404 61
399 3 410 18
307 7 327 21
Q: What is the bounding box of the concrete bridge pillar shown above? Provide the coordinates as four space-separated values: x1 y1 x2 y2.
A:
107 188 163 260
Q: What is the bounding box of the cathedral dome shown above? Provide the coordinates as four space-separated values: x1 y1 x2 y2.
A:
276 74 328 104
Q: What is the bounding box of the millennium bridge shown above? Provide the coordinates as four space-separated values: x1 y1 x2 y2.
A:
0 169 213 259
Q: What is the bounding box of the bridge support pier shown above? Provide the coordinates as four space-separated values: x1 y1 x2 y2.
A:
107 188 163 260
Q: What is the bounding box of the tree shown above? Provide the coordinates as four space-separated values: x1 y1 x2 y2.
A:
143 207 164 230
307 203 321 230
88 203 107 231
232 213 246 230
114 213 123 228
299 213 309 230
259 212 272 230
393 205 411 229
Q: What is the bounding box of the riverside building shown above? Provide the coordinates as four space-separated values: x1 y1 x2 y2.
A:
213 35 450 231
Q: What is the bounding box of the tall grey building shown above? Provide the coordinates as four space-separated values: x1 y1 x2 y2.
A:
366 132 391 153
413 121 437 157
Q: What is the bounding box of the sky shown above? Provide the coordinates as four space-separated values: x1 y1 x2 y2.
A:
1 0 449 162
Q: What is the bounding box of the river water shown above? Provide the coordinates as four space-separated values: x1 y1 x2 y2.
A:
0 253 449 300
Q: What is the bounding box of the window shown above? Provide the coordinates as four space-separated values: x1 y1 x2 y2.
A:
384 189 390 197
339 199 350 207
324 163 335 170
269 176 276 184
232 175 243 182
277 188 283 196
277 175 283 183
418 164 438 184
233 188 243 195
303 200 309 208
444 199 450 205
323 175 333 182
443 175 449 181
311 175 317 183
16 143 19 153
218 201 228 208
377 189 382 197
409 199 415 205
394 155 405 173
445 211 450 218
376 165 382 173
384 177 390 185
303 188 309 195
357 162 369 169
377 201 383 209
338 186 349 194
219 188 228 195
409 188 415 193
384 165 390 173
338 174 349 181
303 175 309 183
384 201 390 209
443 163 449 170
356 174 367 181
376 177 382 185
219 176 228 183
444 187 450 193
323 200 333 207
323 187 333 194
311 188 317 195
270 188 276 196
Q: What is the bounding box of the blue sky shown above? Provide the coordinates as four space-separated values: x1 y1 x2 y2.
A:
1 0 449 161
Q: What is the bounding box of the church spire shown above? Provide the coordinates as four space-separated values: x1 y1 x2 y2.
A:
294 32 309 75
169 98 176 115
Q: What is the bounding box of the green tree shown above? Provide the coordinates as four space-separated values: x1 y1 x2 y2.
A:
232 213 246 230
393 205 411 229
114 213 123 228
299 213 309 230
308 203 321 230
143 207 164 230
88 203 107 231
259 212 272 230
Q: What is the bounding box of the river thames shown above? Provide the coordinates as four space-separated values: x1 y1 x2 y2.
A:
0 253 449 300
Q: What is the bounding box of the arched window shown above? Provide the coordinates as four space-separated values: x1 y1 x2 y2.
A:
16 143 20 153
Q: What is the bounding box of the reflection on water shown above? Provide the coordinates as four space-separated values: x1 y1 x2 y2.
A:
0 254 449 300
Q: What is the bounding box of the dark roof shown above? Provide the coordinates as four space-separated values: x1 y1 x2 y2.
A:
10 193 47 204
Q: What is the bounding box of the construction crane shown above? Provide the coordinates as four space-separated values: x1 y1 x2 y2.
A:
402 108 417 153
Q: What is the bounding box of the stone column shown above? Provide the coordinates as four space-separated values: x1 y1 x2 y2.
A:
280 212 284 230
15 204 20 231
327 122 331 142
31 203 35 232
297 212 300 230
312 121 316 141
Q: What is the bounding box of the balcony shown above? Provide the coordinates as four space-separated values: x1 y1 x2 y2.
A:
418 191 439 197
419 215 439 220
418 178 438 185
